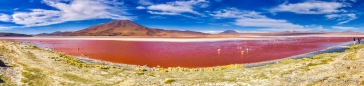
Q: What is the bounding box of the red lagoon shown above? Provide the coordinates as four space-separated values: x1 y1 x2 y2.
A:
0 37 351 68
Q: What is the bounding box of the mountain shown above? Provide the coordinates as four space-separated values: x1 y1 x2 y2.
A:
220 30 239 34
0 32 32 37
41 20 208 36
37 31 72 36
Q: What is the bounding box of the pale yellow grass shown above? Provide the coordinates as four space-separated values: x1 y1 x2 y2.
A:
0 41 364 86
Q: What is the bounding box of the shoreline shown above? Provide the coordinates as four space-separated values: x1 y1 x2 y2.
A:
243 41 357 68
73 56 153 70
1 40 364 85
0 37 357 69
0 36 362 42
58 41 357 69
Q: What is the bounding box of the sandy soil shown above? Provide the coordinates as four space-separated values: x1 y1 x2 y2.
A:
1 41 364 86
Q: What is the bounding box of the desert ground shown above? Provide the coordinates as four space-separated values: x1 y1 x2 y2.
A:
0 36 364 86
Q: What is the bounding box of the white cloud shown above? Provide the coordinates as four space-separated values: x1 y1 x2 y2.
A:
326 13 357 24
43 0 130 20
136 6 146 9
138 0 153 5
147 11 179 15
210 8 262 19
340 0 356 2
0 25 18 30
12 9 63 26
145 0 208 15
7 0 132 27
199 2 209 8
149 16 166 19
180 15 199 19
270 1 357 25
211 8 305 30
0 13 11 22
0 26 10 30
235 18 304 29
270 1 348 14
305 24 328 31
332 26 358 30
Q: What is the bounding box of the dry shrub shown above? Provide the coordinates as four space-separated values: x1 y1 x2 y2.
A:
344 51 358 60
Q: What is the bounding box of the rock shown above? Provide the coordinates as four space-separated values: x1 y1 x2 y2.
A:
0 60 6 67
101 72 108 75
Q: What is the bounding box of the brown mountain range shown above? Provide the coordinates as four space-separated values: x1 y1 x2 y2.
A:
39 20 208 36
220 30 239 34
0 32 32 37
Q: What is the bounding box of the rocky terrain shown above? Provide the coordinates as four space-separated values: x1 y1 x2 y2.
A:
0 41 364 85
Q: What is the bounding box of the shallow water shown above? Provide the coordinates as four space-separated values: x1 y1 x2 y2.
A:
0 37 351 68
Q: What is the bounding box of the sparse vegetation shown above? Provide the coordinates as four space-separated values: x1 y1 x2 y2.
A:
164 79 176 84
279 58 295 64
307 62 320 66
0 74 7 83
1 40 364 86
62 73 92 83
135 72 144 75
48 53 116 69
21 67 47 85
153 64 244 72
28 44 39 50
344 51 358 60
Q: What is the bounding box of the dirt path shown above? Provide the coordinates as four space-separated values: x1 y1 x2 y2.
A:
0 41 364 86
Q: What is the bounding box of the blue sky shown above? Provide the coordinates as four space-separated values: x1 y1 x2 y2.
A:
0 0 363 34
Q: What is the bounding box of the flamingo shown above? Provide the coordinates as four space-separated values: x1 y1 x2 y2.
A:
241 51 244 56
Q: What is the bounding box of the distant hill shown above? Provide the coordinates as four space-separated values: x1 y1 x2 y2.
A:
37 31 72 36
39 20 208 36
0 32 32 37
220 30 239 34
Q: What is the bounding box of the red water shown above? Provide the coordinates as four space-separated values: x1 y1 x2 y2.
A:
0 37 351 68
